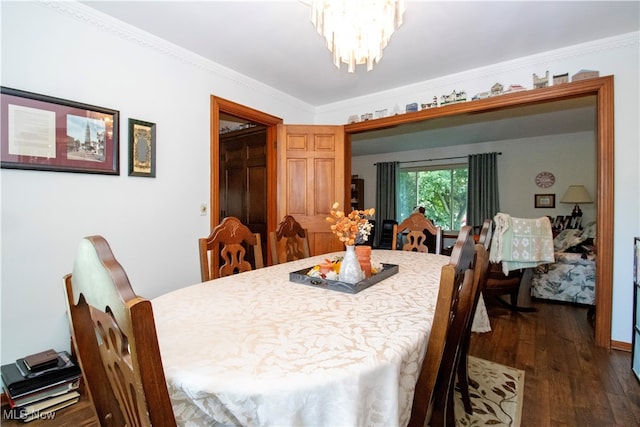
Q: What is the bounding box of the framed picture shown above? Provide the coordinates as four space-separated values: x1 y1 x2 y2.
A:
128 119 156 177
1 87 119 174
534 193 555 208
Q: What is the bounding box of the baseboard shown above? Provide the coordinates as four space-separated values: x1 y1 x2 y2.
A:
611 340 631 352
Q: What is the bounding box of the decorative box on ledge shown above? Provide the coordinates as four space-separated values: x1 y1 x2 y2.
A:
289 263 399 294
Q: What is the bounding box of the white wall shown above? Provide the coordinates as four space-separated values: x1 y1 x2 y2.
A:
351 131 597 223
0 1 315 365
0 1 638 368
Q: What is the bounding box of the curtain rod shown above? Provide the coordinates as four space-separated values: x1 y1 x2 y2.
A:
374 152 502 165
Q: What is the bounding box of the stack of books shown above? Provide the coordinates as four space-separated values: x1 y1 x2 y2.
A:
1 349 82 423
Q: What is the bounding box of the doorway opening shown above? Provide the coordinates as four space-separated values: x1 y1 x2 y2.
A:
344 77 614 348
210 96 283 264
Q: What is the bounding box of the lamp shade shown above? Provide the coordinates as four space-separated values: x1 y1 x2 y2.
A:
560 185 593 204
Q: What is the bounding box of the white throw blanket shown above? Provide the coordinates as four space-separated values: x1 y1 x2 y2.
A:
489 213 555 274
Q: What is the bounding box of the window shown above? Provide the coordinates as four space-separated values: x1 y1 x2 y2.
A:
397 164 468 231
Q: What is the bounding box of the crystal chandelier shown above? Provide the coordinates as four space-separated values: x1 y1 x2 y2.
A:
311 0 406 72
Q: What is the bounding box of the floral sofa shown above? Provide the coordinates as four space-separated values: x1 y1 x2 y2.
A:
531 221 596 306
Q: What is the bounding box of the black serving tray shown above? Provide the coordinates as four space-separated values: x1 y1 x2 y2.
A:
289 263 399 294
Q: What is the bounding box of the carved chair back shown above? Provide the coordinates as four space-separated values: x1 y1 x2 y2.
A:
392 212 442 254
64 235 176 427
199 216 264 281
269 215 311 265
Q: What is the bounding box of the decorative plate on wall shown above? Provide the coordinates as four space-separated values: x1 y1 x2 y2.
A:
535 171 555 188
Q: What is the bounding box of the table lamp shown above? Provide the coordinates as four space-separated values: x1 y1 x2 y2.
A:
560 185 593 217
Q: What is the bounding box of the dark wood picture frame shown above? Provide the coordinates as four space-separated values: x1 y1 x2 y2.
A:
534 193 555 208
1 87 119 174
128 119 156 177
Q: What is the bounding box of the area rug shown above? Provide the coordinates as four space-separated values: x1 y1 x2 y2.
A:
454 356 525 427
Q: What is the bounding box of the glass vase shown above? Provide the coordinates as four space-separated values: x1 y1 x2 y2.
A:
339 245 364 284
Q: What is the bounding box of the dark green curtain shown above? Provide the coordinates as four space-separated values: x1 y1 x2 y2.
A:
467 153 500 229
375 161 398 246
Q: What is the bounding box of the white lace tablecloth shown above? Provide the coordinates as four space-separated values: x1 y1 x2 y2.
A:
152 250 489 427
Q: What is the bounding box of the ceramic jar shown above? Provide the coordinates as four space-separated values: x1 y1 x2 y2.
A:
355 245 372 278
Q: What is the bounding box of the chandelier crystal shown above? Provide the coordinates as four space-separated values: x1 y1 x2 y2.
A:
311 0 406 72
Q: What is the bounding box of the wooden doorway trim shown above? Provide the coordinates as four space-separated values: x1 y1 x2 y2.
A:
344 76 614 348
210 96 283 237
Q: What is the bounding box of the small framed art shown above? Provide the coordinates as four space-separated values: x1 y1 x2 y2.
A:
1 86 119 174
534 193 555 208
128 118 156 177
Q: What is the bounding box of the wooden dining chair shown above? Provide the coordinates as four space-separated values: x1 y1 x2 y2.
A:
408 226 476 427
199 216 264 281
63 235 176 427
376 219 397 249
269 215 311 265
455 239 491 416
483 216 539 312
482 265 535 311
477 218 493 250
392 212 442 254
484 238 536 311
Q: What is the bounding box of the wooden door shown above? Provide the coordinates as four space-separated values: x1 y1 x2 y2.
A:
277 124 346 256
219 127 267 263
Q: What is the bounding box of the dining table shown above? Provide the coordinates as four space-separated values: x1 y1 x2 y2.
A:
152 249 490 427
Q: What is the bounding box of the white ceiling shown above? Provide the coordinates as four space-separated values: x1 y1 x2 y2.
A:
79 1 637 155
81 1 639 107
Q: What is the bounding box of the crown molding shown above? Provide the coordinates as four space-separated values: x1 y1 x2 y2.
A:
40 1 314 114
453 31 639 86
317 31 638 115
36 1 637 116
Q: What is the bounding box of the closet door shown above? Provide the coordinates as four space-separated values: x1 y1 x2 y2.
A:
219 127 267 262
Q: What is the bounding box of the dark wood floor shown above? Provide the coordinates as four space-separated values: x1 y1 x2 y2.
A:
472 296 640 426
3 299 639 426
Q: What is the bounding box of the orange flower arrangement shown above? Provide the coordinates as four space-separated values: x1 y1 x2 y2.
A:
326 202 375 246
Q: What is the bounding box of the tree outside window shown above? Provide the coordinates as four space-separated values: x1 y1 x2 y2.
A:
398 165 468 231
